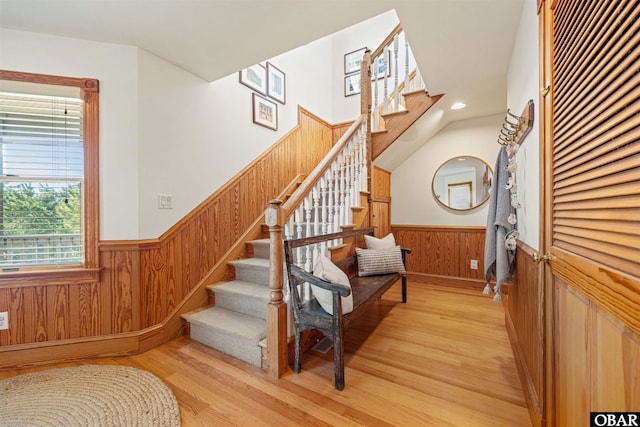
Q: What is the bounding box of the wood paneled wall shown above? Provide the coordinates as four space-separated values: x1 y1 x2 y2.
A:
0 107 335 368
504 241 544 427
391 225 486 288
553 277 640 425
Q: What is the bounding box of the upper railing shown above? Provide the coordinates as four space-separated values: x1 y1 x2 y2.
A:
369 25 425 132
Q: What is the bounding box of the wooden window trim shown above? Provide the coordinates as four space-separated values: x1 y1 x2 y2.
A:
0 70 100 270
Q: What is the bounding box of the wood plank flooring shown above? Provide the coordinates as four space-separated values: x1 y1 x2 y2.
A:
0 282 531 426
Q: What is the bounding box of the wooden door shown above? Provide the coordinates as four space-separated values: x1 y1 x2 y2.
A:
540 1 640 424
370 166 392 237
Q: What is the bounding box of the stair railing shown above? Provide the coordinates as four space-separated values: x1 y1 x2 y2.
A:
265 114 368 377
264 25 423 376
370 24 426 132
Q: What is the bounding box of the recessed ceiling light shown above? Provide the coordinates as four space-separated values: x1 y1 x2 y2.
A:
450 102 466 110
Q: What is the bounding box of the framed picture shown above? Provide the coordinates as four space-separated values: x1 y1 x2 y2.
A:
266 62 286 104
252 93 278 131
344 47 366 75
239 64 267 95
344 74 361 97
371 49 392 80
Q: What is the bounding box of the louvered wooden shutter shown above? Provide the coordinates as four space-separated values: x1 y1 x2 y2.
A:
552 0 640 276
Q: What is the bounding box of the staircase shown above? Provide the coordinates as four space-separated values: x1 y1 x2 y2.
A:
184 239 270 367
183 24 440 371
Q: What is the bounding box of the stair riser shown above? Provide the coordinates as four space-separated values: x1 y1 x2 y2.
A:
234 265 270 286
214 292 268 319
251 241 271 259
190 323 263 367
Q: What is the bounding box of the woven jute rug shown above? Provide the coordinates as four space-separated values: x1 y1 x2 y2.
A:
0 365 181 426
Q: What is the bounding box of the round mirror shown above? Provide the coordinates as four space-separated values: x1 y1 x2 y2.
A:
432 156 493 211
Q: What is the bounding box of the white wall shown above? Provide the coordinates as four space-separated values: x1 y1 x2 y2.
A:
0 29 140 240
391 114 503 226
137 36 334 238
1 27 337 240
331 10 400 123
507 0 540 250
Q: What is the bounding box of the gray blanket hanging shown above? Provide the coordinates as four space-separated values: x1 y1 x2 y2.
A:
483 146 516 302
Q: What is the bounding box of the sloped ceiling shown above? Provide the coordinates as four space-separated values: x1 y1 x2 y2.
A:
0 0 524 170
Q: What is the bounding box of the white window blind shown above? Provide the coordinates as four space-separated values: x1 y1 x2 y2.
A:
0 91 84 268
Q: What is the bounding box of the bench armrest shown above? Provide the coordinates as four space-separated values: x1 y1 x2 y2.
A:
401 247 411 265
289 265 352 297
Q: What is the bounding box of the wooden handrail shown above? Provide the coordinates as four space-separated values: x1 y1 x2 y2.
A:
371 23 402 59
280 114 366 218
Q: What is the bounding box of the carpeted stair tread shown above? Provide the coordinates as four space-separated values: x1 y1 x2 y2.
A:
186 306 265 339
229 257 270 286
185 307 265 367
206 280 270 319
249 239 270 259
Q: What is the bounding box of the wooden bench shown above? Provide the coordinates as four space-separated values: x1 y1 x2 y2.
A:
283 227 410 390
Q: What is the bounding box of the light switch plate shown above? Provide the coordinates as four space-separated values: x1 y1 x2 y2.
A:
0 311 8 330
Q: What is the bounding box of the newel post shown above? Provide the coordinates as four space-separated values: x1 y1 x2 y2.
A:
265 199 288 377
360 50 374 217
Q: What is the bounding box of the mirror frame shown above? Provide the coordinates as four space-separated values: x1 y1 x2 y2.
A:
431 155 493 211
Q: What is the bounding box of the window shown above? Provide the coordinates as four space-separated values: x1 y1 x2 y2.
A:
0 92 84 267
0 71 99 270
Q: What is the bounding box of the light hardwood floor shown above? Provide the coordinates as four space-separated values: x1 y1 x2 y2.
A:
0 282 531 426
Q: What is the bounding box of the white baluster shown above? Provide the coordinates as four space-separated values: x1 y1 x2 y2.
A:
383 46 389 114
312 186 320 237
404 32 410 94
304 195 312 239
302 201 313 302
294 207 304 269
333 161 341 234
351 143 358 209
284 213 295 256
326 169 334 248
337 155 346 245
393 34 400 111
320 175 328 235
345 152 353 225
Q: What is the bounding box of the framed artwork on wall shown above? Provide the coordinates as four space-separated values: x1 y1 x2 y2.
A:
344 74 361 97
252 93 278 131
371 49 392 80
239 64 267 95
266 62 286 104
344 47 366 75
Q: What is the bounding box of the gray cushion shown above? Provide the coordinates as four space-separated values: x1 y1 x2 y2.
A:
356 246 406 277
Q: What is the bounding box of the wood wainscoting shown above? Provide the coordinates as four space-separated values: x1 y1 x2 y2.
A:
391 225 486 289
503 241 544 427
0 106 337 370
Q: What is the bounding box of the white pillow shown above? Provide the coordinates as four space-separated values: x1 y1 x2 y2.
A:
364 233 396 250
311 254 353 315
